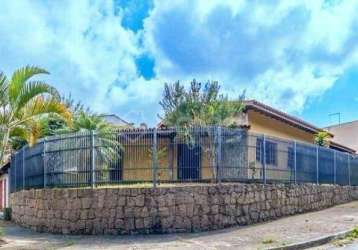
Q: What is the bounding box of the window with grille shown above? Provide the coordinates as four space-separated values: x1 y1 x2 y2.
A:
288 147 294 169
256 138 277 166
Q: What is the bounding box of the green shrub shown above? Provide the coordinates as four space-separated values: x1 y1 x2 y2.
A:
262 238 275 244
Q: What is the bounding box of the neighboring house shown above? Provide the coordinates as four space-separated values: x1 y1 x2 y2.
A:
99 114 134 127
0 162 10 210
325 120 358 153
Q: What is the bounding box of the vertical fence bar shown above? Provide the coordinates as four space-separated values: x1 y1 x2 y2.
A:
348 153 351 186
14 153 16 192
43 139 47 188
91 131 96 188
22 147 25 190
294 140 297 184
152 128 158 188
217 126 222 183
263 135 266 184
316 145 319 185
334 151 337 185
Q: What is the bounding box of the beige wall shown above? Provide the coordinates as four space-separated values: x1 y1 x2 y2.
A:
122 111 317 182
247 110 315 143
246 136 292 181
243 110 315 181
121 136 214 181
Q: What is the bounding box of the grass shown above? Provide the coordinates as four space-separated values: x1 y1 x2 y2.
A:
50 182 218 190
262 238 275 244
97 183 177 189
0 227 6 246
64 239 75 247
332 226 358 247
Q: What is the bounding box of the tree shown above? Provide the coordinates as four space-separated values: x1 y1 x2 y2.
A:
0 66 71 164
314 131 330 147
60 111 123 180
35 93 91 137
160 80 245 128
159 79 245 181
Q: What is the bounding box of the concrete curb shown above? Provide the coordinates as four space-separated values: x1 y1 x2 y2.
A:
267 228 355 250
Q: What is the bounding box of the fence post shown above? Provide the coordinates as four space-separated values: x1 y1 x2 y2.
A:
22 147 25 190
91 131 96 188
348 153 351 186
217 126 222 183
43 139 47 188
14 153 16 192
263 135 267 184
316 145 319 185
294 140 297 184
152 128 158 188
334 151 337 185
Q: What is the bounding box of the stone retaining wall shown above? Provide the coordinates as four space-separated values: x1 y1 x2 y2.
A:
10 183 358 235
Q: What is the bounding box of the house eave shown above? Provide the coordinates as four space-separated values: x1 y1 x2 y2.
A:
244 100 333 136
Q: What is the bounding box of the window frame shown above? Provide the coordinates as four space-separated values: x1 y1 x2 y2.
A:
256 138 278 166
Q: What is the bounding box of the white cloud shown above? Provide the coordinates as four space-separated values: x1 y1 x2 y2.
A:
144 0 358 113
0 0 357 126
0 0 163 124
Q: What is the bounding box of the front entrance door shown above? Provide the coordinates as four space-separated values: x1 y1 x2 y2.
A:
177 144 201 180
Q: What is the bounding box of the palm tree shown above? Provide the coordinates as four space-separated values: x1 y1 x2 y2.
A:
0 66 71 164
71 112 123 164
159 80 246 181
314 131 330 147
58 111 123 182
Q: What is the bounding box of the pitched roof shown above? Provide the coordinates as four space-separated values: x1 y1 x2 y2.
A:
243 100 333 136
99 114 134 126
330 141 356 154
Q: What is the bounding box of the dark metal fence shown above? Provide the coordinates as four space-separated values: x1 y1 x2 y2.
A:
9 127 358 192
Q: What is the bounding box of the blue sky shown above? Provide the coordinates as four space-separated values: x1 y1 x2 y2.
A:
0 0 357 127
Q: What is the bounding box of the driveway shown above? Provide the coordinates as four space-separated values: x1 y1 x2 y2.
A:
1 201 358 250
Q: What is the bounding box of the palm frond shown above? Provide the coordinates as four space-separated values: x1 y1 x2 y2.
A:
0 110 11 125
10 126 28 138
0 72 9 107
13 96 72 128
9 66 49 107
14 81 60 113
10 119 45 146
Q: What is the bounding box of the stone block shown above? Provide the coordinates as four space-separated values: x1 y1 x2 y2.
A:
81 198 92 209
158 207 169 217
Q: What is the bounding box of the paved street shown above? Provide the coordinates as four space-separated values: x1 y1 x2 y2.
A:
1 201 358 250
309 239 358 250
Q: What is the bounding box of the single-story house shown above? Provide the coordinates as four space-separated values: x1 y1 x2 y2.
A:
9 101 357 189
325 120 358 153
112 100 356 183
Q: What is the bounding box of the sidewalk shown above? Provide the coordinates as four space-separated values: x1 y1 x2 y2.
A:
1 201 358 250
